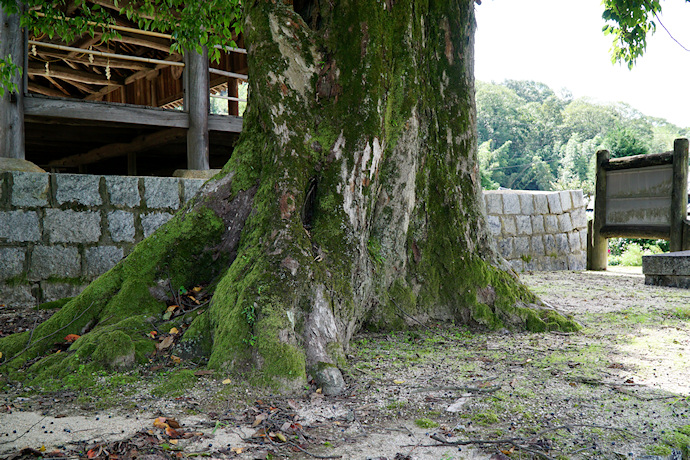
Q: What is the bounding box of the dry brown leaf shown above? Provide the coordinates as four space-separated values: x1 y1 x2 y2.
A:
165 426 181 438
153 417 170 429
170 355 182 364
157 336 175 350
64 334 81 343
252 413 268 427
169 327 180 335
166 305 179 313
231 447 244 454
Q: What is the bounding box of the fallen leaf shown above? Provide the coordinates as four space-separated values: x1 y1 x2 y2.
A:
166 426 181 438
170 355 182 364
231 447 244 454
252 413 268 427
222 378 232 385
316 388 322 394
393 380 405 384
64 334 81 343
157 335 175 350
153 417 170 429
189 296 200 305
192 286 202 293
169 327 180 335
169 439 178 445
167 418 181 429
86 449 97 459
166 305 179 313
0 352 3 359
275 432 287 442
149 331 158 338
39 445 46 453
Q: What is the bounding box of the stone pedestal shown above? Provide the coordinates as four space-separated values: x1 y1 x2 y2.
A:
643 251 690 288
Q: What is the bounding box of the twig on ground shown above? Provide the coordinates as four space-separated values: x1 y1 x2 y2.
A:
2 302 95 364
0 416 46 446
285 440 342 459
428 434 556 460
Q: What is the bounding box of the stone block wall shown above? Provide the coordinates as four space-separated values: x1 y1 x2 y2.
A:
0 171 205 307
483 190 587 272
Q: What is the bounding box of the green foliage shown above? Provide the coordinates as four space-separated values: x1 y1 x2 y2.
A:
0 56 20 97
0 0 242 92
476 80 689 194
607 238 666 266
602 0 662 68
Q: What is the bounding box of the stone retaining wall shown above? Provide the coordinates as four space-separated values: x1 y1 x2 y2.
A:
0 171 205 307
483 190 587 272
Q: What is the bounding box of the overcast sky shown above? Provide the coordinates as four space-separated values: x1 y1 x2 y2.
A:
474 0 690 128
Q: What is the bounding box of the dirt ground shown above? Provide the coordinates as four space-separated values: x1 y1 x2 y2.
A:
2 268 690 460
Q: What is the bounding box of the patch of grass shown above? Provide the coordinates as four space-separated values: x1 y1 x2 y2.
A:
151 369 198 397
646 444 673 456
472 411 500 426
386 400 406 410
414 418 439 429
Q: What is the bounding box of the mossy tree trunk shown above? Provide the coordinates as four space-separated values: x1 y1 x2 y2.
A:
0 0 577 392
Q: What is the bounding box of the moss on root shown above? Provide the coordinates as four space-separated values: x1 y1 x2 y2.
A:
0 205 227 384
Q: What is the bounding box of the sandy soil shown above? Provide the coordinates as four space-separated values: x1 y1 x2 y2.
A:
2 269 690 459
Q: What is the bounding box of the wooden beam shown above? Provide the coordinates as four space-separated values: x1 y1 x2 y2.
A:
671 138 689 252
24 95 242 132
0 6 25 159
37 50 151 71
25 95 189 128
186 47 210 170
604 150 673 171
45 76 72 96
590 149 609 270
28 82 66 98
28 62 121 86
48 128 186 167
84 84 124 101
109 32 172 53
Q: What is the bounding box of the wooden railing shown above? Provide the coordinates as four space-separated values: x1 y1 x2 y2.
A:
588 138 690 270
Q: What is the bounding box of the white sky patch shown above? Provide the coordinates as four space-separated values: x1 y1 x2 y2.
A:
475 0 690 127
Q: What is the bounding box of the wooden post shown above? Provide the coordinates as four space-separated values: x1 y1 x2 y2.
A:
228 77 239 116
0 5 26 159
185 47 209 170
591 149 610 270
671 138 689 251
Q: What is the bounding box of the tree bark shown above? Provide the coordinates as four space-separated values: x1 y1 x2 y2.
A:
0 0 578 392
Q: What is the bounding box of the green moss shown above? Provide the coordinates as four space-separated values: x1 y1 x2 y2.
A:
414 418 439 429
646 444 673 456
36 297 73 310
151 369 198 398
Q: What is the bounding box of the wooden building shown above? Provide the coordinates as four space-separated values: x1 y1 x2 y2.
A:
0 3 247 176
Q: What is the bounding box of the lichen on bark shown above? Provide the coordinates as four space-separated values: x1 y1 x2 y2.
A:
0 0 578 392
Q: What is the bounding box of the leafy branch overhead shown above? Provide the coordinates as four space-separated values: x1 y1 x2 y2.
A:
602 0 690 68
0 0 243 71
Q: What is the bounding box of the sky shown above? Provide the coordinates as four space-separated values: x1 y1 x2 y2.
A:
474 0 690 128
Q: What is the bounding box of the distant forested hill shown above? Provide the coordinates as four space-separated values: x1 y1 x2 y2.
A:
476 80 690 194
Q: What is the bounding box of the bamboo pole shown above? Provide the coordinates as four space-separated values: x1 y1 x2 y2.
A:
210 94 247 103
34 11 172 39
29 40 185 67
209 68 248 80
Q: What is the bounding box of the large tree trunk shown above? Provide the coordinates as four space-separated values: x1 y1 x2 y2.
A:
0 0 577 393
